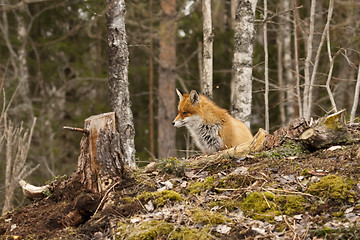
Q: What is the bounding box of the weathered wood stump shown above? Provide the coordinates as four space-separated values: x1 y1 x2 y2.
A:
18 112 126 226
75 112 124 193
299 110 352 151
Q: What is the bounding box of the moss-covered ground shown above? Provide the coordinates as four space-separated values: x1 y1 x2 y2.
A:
0 142 360 239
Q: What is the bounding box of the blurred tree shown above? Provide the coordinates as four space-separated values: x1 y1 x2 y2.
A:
157 0 177 158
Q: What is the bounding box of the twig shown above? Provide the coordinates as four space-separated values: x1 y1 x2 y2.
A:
350 63 360 123
265 187 314 197
93 182 119 217
63 126 89 134
261 191 271 208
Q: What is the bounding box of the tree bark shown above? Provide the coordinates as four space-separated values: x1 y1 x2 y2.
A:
299 110 351 151
231 0 258 127
149 0 155 157
158 0 177 158
201 0 213 99
263 0 269 131
282 0 295 121
350 64 360 123
75 112 124 193
106 0 136 167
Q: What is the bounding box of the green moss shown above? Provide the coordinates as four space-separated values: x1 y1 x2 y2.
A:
188 176 215 194
170 226 212 240
190 209 231 225
158 157 186 177
255 141 308 159
218 174 254 189
137 190 182 207
207 199 241 212
240 191 279 222
276 195 305 215
307 175 355 203
311 225 360 239
127 220 175 240
301 168 310 176
240 191 307 222
120 220 213 240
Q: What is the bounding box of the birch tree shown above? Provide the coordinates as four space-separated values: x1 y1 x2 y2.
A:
105 0 136 167
231 0 258 127
201 0 213 99
0 0 34 120
263 0 269 131
350 65 360 123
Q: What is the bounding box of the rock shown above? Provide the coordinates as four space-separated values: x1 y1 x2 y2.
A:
145 162 157 173
160 180 173 189
144 200 154 212
215 224 231 234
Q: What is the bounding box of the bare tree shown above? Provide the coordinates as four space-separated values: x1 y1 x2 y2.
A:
0 0 34 120
2 115 38 215
350 64 360 123
282 0 294 120
263 0 269 131
303 0 316 120
158 0 177 158
148 0 155 157
231 0 258 127
293 0 302 118
201 0 213 98
106 0 136 167
303 0 334 120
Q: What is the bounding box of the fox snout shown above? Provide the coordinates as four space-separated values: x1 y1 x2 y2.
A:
172 119 184 128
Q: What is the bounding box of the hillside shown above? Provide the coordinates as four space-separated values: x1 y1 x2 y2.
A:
1 119 360 239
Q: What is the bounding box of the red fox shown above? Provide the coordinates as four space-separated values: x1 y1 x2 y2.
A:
172 89 253 154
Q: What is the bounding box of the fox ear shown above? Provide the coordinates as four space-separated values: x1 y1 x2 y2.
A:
176 88 184 101
189 90 200 105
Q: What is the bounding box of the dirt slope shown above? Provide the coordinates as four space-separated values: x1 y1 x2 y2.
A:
1 140 360 239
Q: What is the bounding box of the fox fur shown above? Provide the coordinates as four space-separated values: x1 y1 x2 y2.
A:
172 89 253 154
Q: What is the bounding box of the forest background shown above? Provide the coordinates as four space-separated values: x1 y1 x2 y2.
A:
0 0 360 213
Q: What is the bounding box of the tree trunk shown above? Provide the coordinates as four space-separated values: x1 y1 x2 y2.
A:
201 0 213 99
149 0 155 157
106 0 136 167
282 0 295 121
158 0 177 158
231 0 258 127
263 0 269 132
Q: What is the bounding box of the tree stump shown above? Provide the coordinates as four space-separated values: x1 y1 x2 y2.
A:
299 110 351 151
75 112 124 193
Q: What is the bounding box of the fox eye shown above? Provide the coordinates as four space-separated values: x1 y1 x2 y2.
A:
183 111 190 116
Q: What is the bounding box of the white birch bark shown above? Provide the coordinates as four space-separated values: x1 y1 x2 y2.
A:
277 34 286 125
303 0 316 120
106 0 136 167
307 0 334 119
282 0 294 120
325 28 339 112
231 0 258 127
350 64 360 123
201 0 213 99
293 1 302 118
263 0 269 131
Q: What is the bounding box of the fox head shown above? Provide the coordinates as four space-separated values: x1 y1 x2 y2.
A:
172 89 201 128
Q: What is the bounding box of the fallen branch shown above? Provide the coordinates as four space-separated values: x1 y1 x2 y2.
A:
299 110 351 150
19 180 49 200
